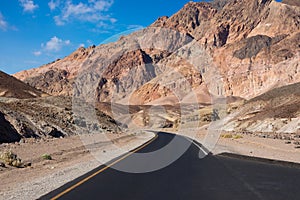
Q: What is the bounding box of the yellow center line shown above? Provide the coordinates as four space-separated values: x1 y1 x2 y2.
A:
50 134 158 200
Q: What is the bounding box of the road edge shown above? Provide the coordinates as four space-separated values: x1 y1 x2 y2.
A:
40 132 158 200
217 152 300 169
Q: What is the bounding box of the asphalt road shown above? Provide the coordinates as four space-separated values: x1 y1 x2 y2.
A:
42 132 300 200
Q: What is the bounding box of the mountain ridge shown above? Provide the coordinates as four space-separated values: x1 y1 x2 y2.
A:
13 0 300 105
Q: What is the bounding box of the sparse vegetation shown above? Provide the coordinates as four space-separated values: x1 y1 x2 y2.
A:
222 134 233 139
0 150 23 167
42 154 52 160
233 135 243 139
221 133 243 139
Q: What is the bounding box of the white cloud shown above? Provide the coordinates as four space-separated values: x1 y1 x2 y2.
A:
65 40 71 45
0 13 8 31
48 0 60 11
33 51 42 56
79 43 85 48
54 0 115 26
110 18 117 23
93 0 113 11
42 36 71 52
19 0 39 12
0 13 17 31
54 16 65 26
87 40 93 45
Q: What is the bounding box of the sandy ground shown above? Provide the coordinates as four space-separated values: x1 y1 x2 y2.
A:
173 125 300 164
0 132 154 200
213 134 300 163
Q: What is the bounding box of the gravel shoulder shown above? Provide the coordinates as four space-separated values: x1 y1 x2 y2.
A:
161 124 300 164
186 127 300 164
213 133 300 164
0 132 154 200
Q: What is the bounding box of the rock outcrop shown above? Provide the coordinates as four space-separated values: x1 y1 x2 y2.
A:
0 96 122 143
0 111 21 143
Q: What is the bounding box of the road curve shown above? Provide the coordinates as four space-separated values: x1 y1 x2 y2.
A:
41 132 300 200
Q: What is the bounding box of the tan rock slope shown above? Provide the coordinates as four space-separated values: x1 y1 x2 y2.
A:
223 82 300 135
14 0 300 105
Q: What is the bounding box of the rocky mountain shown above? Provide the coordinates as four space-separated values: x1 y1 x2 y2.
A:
0 71 47 99
152 0 300 98
14 0 300 106
14 46 95 97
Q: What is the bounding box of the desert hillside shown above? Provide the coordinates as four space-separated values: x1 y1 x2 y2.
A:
5 0 300 143
0 95 121 143
0 1 299 198
0 71 47 99
223 82 300 135
0 70 121 143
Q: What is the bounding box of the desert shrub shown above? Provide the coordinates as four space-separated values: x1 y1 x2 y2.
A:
233 135 243 139
42 154 52 160
222 134 233 138
0 150 23 167
221 134 243 139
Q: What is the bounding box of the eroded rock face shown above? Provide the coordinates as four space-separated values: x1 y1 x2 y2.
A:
96 49 157 102
13 0 300 105
233 35 273 60
0 96 122 143
24 69 72 96
14 46 95 96
151 2 217 36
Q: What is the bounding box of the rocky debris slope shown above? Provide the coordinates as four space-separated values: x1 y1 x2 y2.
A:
223 82 300 137
0 71 47 99
13 0 300 105
0 96 121 143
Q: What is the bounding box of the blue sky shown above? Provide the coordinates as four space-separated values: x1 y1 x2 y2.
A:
0 0 194 74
